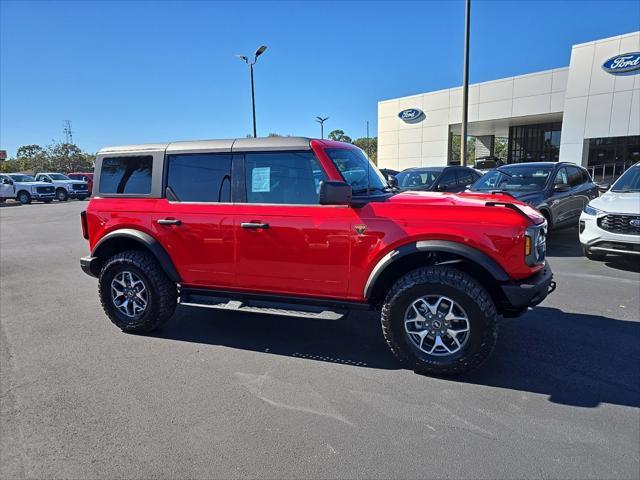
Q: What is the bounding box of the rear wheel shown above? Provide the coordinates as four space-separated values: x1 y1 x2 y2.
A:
381 266 498 376
98 250 177 333
56 188 68 201
17 191 32 204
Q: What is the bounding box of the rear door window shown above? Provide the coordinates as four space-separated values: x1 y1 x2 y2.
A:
244 152 327 204
567 166 585 187
554 167 569 186
166 153 232 202
99 156 153 194
437 169 458 189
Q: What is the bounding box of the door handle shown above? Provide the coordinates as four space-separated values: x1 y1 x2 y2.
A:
157 218 182 226
241 222 269 229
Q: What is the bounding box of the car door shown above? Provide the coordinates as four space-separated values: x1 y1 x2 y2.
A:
234 150 351 298
152 151 236 288
455 168 477 192
435 169 458 192
0 175 15 199
567 165 597 219
549 167 574 226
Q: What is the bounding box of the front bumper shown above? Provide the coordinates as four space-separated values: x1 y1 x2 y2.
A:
32 193 55 200
501 264 555 313
80 256 99 277
579 212 640 255
69 191 89 198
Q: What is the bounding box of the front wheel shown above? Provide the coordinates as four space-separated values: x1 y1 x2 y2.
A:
56 188 68 201
17 191 32 204
381 266 498 376
98 250 177 333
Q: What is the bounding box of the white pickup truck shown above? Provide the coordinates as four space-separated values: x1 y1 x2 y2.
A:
0 173 56 204
34 172 89 201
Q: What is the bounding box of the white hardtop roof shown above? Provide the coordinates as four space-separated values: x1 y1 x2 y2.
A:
98 136 313 155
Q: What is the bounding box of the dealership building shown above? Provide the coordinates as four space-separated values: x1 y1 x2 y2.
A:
377 31 640 176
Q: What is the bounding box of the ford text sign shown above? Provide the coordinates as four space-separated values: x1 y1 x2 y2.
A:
602 52 640 75
398 108 425 123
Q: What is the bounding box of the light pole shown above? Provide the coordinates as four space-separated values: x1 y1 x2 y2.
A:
237 45 268 138
315 116 329 139
461 0 471 166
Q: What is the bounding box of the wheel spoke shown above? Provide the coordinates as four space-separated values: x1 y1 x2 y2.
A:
111 270 148 318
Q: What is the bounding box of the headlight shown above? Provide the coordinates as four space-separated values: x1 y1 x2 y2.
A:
525 225 546 266
583 204 602 216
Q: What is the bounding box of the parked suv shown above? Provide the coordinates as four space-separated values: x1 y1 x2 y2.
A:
394 166 481 193
67 172 94 195
34 172 89 201
79 137 555 376
0 173 55 204
580 163 640 259
468 162 598 230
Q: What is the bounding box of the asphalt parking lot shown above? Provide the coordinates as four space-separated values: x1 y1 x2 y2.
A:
1 200 639 480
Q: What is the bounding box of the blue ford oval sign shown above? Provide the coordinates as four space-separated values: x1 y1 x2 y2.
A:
602 52 640 75
398 108 425 123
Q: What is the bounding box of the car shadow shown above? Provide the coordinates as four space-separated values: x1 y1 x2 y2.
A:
153 305 639 408
603 255 640 273
546 226 583 258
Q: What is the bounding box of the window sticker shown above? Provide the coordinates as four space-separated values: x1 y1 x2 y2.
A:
252 167 270 192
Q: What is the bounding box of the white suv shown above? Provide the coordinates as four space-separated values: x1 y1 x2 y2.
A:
34 172 89 201
580 163 640 260
0 173 56 204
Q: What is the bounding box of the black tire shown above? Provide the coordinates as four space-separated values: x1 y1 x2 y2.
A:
98 250 177 333
381 266 498 376
582 246 606 261
56 188 68 201
0 198 6 204
17 191 32 204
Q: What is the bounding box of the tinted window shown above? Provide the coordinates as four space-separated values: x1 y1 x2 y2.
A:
395 169 442 189
456 169 476 187
567 166 584 187
99 156 153 194
8 174 36 182
437 169 457 189
244 152 327 204
167 153 231 202
49 173 71 180
554 167 569 186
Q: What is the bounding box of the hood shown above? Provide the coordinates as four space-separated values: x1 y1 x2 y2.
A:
590 190 640 215
56 179 85 184
387 190 546 224
506 190 545 205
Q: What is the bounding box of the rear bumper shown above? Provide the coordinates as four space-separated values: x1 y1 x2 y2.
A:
80 256 99 277
501 264 555 312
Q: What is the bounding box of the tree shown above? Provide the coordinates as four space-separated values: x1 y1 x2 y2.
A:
353 137 378 164
449 135 476 165
15 144 47 172
494 137 508 162
1 142 95 174
328 129 352 143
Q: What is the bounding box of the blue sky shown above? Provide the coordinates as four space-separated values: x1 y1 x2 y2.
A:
1 0 639 156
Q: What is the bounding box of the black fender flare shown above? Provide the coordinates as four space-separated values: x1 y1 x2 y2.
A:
363 240 509 299
91 228 181 282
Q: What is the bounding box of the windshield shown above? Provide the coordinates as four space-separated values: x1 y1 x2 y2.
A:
395 169 443 189
48 173 71 180
470 165 552 192
8 174 36 182
611 166 640 192
325 148 387 193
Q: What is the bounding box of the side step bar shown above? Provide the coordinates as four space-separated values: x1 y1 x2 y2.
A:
180 292 346 321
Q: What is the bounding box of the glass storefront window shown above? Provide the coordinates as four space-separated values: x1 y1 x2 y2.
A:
508 122 562 163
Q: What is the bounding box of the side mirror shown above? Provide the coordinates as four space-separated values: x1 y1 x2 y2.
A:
388 176 398 188
2 179 12 185
319 181 352 205
436 184 447 192
596 182 610 193
554 183 570 192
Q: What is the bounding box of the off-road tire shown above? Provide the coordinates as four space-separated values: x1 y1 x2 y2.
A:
381 266 498 376
582 246 606 261
98 250 177 333
56 188 68 201
17 191 32 204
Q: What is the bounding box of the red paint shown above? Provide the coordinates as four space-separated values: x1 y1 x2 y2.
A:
84 141 543 302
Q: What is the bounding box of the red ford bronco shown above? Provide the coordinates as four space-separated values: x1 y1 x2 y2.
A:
80 137 554 375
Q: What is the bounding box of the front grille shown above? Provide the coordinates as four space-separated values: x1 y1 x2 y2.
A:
73 183 87 190
597 214 640 235
37 186 54 194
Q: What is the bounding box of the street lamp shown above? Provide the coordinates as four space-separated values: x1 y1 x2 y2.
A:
315 116 329 139
236 45 268 138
